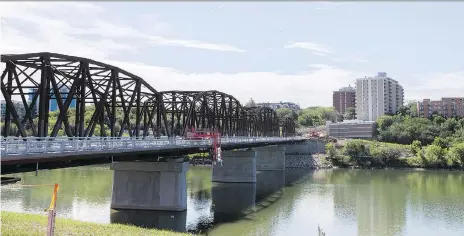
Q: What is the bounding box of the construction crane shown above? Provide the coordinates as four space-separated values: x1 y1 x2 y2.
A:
185 127 222 165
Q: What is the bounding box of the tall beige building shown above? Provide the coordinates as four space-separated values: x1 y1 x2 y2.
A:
355 72 404 121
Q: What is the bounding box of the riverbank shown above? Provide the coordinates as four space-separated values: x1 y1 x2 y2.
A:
326 139 464 170
1 211 192 236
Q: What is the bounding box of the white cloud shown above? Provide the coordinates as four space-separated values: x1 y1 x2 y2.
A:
349 55 369 63
308 64 336 69
284 41 333 57
0 2 245 54
2 2 460 108
284 41 369 63
104 60 362 107
405 72 464 101
149 36 245 52
0 2 363 107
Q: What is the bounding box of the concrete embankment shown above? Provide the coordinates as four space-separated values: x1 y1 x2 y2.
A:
285 153 332 169
188 139 332 169
284 139 332 169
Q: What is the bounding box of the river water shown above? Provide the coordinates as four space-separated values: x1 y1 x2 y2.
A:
2 165 464 236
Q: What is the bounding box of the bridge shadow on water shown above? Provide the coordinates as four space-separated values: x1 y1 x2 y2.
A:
109 168 314 235
110 209 188 232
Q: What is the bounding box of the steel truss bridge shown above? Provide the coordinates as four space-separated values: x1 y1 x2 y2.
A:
1 52 296 139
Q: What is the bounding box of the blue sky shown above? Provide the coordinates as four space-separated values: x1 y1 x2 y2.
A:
1 2 463 107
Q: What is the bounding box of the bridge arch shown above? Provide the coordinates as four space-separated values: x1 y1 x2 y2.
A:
2 52 296 138
240 106 280 136
179 90 242 136
1 52 167 137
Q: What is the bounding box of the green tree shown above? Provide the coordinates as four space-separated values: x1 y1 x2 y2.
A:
297 107 337 127
342 139 370 166
344 107 356 120
446 142 464 168
275 108 298 121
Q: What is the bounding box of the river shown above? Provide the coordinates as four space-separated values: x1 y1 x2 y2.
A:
2 165 464 236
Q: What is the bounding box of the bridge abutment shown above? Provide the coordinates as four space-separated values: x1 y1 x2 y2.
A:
110 160 189 211
212 149 256 183
284 140 326 168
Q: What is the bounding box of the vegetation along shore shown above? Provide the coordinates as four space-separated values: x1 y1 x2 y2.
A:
325 113 464 170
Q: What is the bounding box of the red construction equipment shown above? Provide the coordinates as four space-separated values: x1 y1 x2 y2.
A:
185 127 222 165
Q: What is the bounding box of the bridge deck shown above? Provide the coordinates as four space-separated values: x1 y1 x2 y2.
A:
1 136 305 165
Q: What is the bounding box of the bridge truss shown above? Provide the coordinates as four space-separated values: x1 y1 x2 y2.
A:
1 52 296 138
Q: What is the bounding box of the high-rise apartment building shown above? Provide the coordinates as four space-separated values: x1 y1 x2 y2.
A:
417 97 464 118
333 85 356 115
355 72 404 121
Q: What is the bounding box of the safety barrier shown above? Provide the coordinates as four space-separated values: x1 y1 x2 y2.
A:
1 136 304 156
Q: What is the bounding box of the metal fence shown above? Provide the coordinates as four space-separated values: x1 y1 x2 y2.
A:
1 136 304 156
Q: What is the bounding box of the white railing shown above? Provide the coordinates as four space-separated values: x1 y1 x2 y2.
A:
0 136 304 156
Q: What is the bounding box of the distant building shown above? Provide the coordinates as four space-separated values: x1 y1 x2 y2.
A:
333 85 356 115
28 86 77 113
327 120 376 139
49 86 76 112
256 101 301 111
356 72 404 121
29 88 39 117
417 97 464 118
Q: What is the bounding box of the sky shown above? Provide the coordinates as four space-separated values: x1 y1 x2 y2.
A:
1 2 463 108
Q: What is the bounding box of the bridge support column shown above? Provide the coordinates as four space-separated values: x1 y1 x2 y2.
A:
212 149 256 183
254 145 286 171
110 160 189 211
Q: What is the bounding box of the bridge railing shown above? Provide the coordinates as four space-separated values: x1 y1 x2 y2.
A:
1 136 304 156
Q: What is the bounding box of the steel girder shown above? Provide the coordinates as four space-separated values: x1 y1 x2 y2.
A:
161 90 242 137
1 52 296 137
1 52 167 138
280 117 296 137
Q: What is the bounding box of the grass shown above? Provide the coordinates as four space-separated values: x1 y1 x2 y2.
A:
187 152 208 159
1 211 192 236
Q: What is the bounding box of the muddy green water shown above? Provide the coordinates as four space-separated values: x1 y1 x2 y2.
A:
2 166 463 236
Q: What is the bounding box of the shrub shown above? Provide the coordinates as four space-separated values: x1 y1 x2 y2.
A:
424 144 447 167
342 140 371 166
332 155 352 167
370 145 402 166
446 142 464 168
325 143 337 158
406 156 424 167
410 140 422 156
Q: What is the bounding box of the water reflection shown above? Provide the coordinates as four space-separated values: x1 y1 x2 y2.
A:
212 182 256 223
110 209 187 232
256 170 285 202
285 168 313 186
2 165 464 236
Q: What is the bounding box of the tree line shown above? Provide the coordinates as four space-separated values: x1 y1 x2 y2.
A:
325 112 464 169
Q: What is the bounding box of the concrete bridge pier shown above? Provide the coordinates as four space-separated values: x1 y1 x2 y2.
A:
254 145 286 201
211 149 257 222
110 159 189 211
212 149 256 183
254 145 286 171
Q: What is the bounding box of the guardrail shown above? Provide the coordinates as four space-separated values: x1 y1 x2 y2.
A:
1 136 304 156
